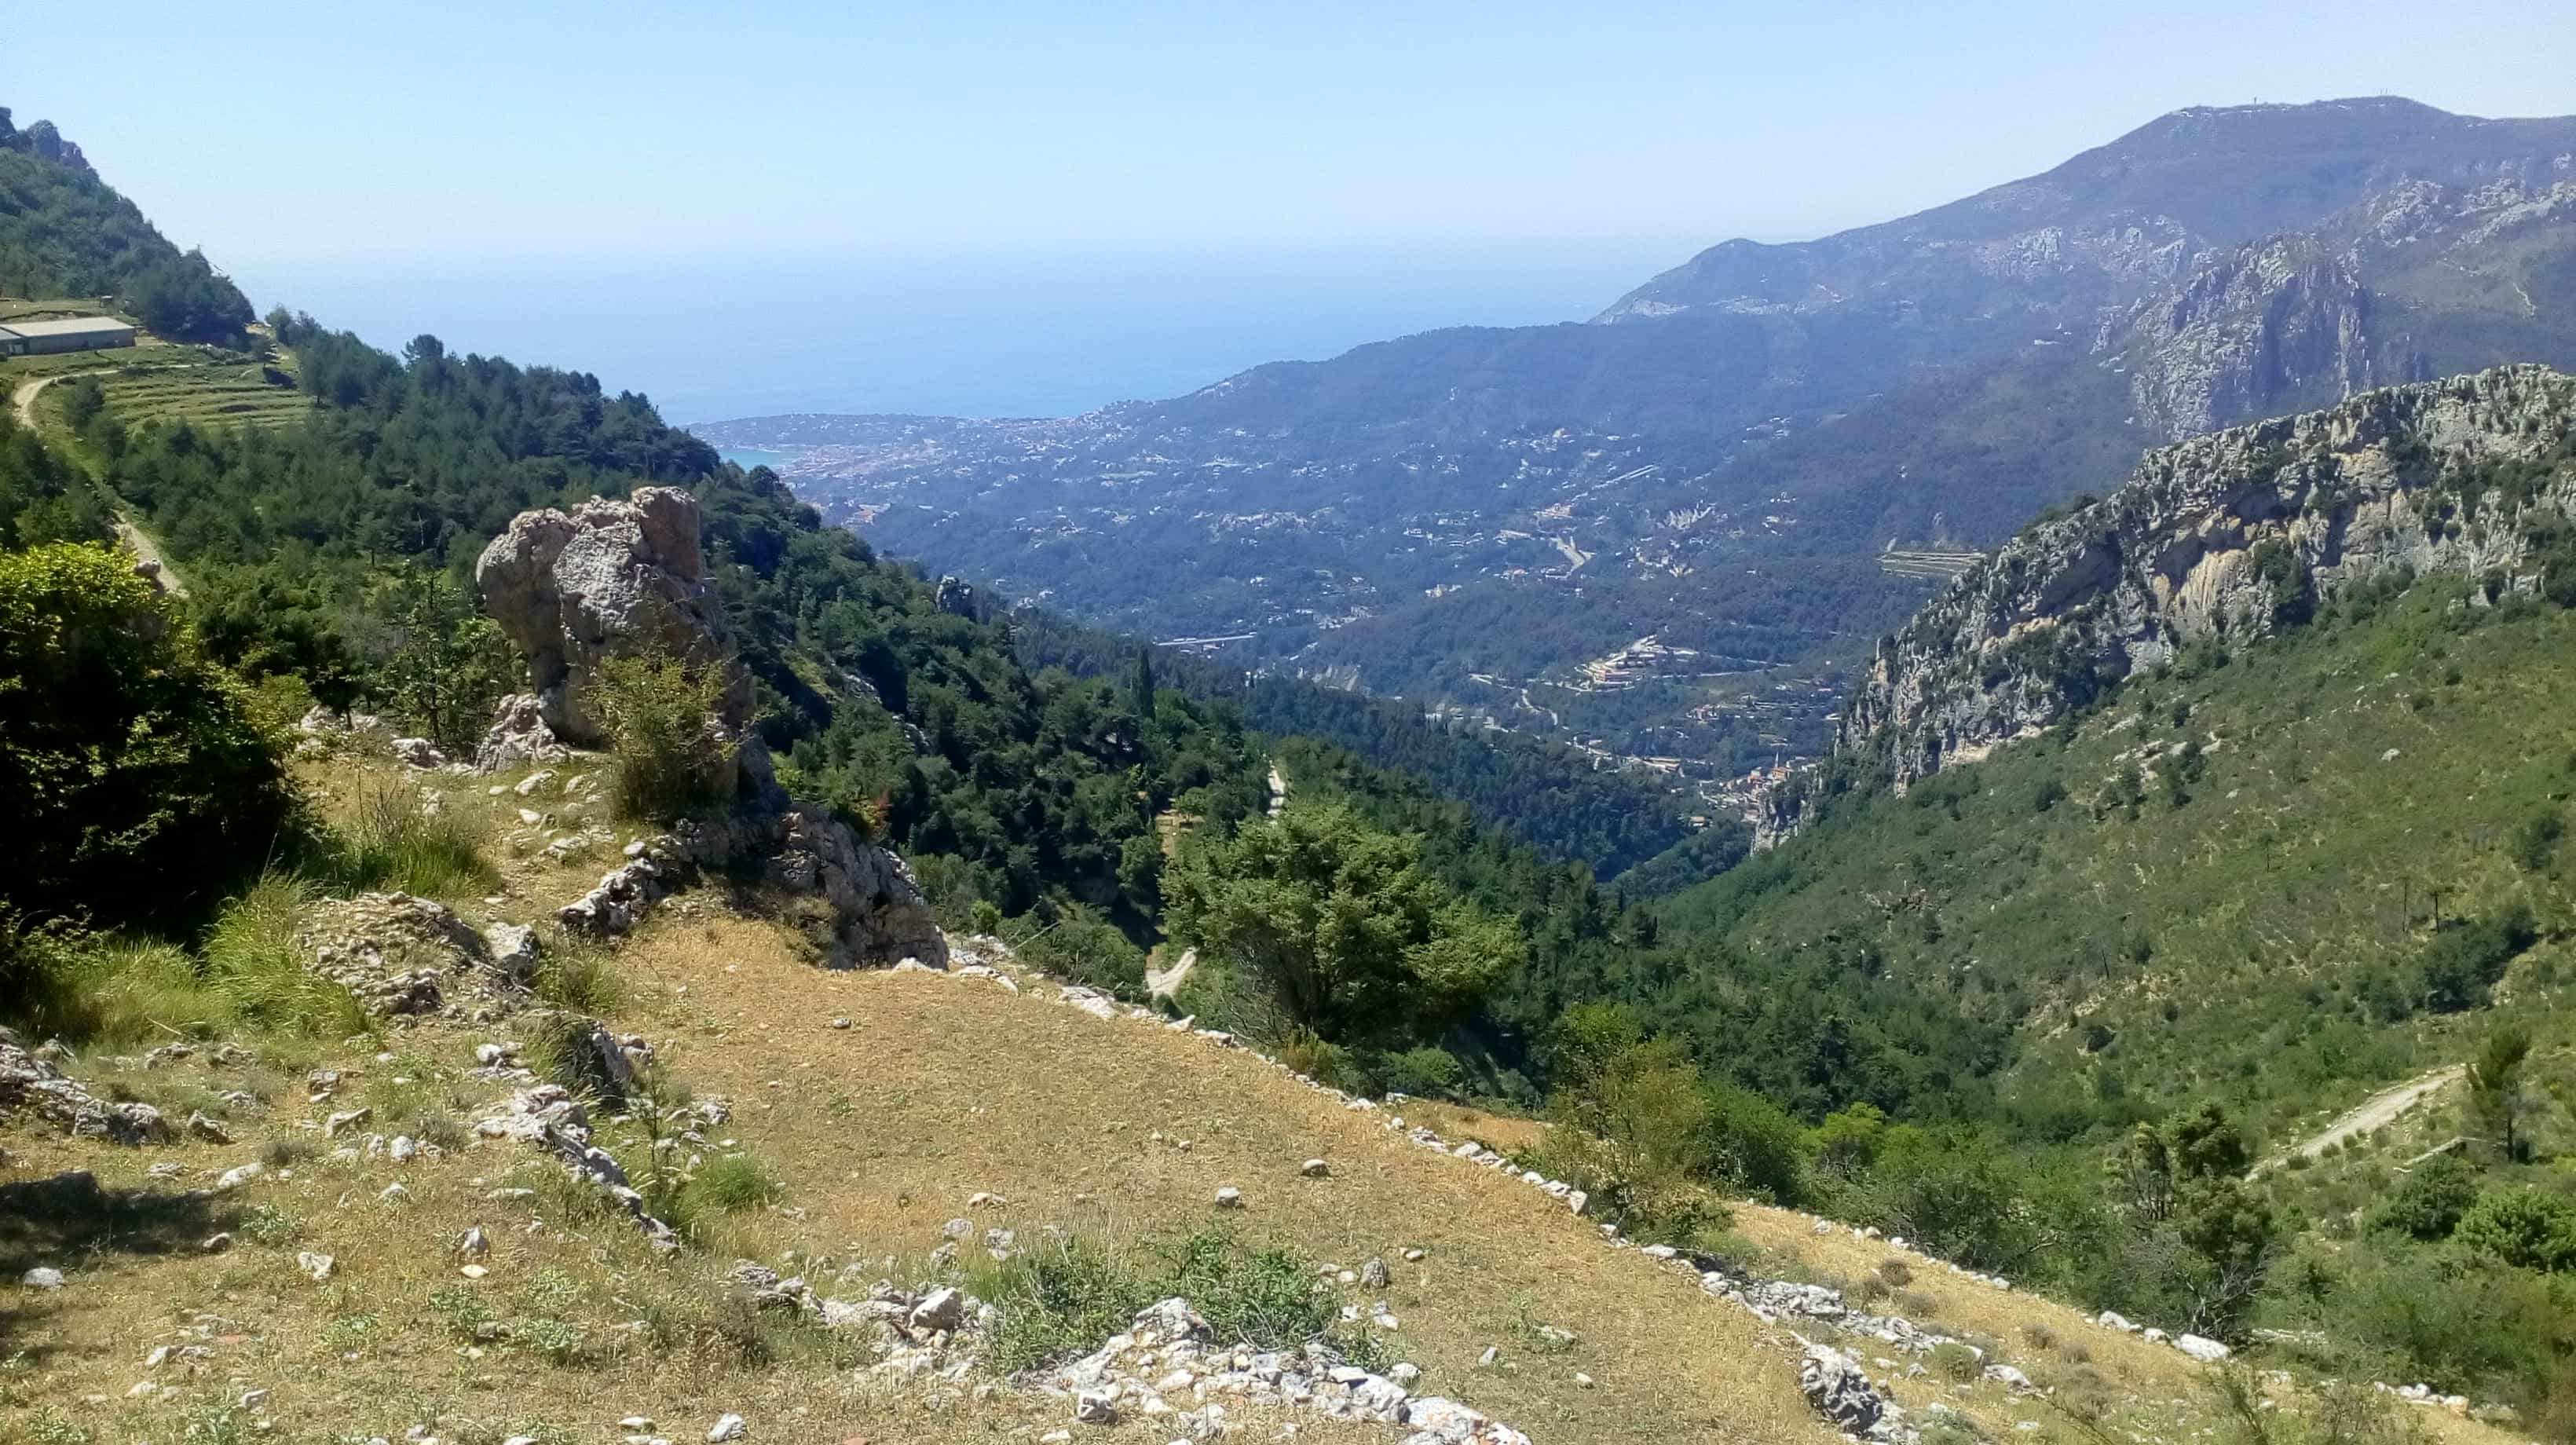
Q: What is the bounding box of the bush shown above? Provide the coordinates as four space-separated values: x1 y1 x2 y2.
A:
1 543 295 926
2455 1187 2576 1273
587 653 738 821
1011 905 1147 998
2368 1156 2479 1241
1378 1044 1467 1099
975 1229 1332 1374
1931 1341 1982 1381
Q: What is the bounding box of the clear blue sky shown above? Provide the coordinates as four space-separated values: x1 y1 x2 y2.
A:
8 2 2572 419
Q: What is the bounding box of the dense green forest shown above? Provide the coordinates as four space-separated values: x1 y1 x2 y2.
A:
1014 608 1738 887
0 111 253 344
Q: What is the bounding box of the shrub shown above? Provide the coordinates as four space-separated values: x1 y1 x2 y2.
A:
1378 1044 1467 1099
1877 1259 1914 1288
1011 905 1148 998
1931 1341 1982 1381
975 1230 1331 1374
0 543 295 926
2455 1187 2576 1273
587 653 737 821
2367 1157 2478 1241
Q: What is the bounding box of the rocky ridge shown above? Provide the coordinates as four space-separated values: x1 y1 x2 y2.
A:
1835 364 2576 794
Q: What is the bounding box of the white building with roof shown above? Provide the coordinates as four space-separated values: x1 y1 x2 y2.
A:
0 316 137 357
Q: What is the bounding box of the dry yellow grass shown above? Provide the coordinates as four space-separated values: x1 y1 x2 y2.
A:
609 909 1842 1444
1 755 2527 1445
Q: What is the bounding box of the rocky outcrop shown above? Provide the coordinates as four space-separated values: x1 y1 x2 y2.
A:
474 487 752 764
556 810 945 967
1840 365 2576 792
477 488 943 967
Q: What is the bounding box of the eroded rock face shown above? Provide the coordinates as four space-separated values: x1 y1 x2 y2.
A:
474 487 752 755
1832 365 2576 799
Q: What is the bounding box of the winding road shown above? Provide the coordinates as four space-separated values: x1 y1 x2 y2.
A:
2251 1063 2464 1176
9 370 188 596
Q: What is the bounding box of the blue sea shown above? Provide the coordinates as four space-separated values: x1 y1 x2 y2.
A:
226 240 1696 425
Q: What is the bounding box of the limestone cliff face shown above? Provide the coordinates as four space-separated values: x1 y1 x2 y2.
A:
2099 177 2576 441
1838 365 2576 792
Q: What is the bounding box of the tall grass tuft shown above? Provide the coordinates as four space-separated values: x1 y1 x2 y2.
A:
326 785 497 898
203 873 368 1039
532 941 621 1014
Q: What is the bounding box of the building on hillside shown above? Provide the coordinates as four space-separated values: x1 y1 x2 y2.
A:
0 316 137 357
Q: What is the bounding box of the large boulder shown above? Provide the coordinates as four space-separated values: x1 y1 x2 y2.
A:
474 487 753 755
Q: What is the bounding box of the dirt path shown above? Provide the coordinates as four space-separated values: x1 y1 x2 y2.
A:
113 515 187 597
11 371 188 596
9 373 51 427
2252 1063 2464 1176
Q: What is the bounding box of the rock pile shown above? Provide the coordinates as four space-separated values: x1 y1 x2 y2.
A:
472 1085 703 1251
298 892 537 1022
1043 1297 1531 1445
0 1031 170 1143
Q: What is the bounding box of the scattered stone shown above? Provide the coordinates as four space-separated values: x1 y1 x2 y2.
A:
379 1183 412 1204
185 1111 233 1144
2176 1333 2232 1363
1403 1248 1425 1262
212 1161 265 1191
22 1267 64 1290
707 1414 747 1443
1477 1346 1498 1368
201 1232 235 1253
909 1286 965 1333
830 1017 852 1030
967 1191 1005 1206
459 1226 491 1259
460 1264 489 1279
1360 1257 1389 1289
1575 1372 1595 1388
296 1251 336 1282
482 923 540 980
325 1107 372 1138
1213 1186 1243 1209
243 1390 272 1410
1799 1344 1883 1433
1074 1389 1118 1425
1301 1158 1330 1177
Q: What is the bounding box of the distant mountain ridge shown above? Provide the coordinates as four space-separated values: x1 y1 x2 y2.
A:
697 97 2576 808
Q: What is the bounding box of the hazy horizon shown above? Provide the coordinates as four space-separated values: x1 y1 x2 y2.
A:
218 238 1704 423
13 1 2574 419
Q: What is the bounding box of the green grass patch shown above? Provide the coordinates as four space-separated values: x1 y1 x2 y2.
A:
318 785 497 898
968 1227 1336 1374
